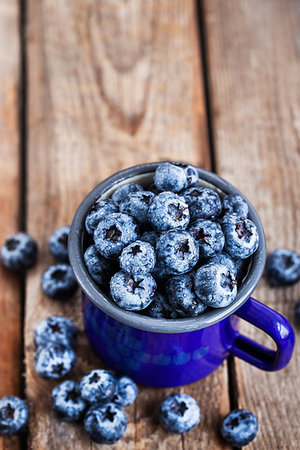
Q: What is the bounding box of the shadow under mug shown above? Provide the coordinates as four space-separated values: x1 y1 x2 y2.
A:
69 163 295 387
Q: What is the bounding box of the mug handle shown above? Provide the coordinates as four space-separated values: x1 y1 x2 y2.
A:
230 297 295 371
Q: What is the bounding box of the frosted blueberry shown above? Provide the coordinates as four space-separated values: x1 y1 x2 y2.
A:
119 191 155 225
110 271 157 311
188 219 225 258
112 183 143 206
222 194 249 218
113 376 138 407
165 273 207 317
85 199 118 235
93 213 139 259
1 232 37 270
173 163 199 188
221 409 258 447
154 162 187 193
183 187 222 220
144 292 173 318
223 216 259 259
159 393 200 434
51 380 86 421
0 396 28 436
84 245 113 285
205 252 237 276
80 370 117 404
84 403 127 444
34 316 76 348
148 192 190 232
266 249 300 286
34 343 75 379
41 264 77 300
119 240 156 275
194 263 237 308
49 225 70 263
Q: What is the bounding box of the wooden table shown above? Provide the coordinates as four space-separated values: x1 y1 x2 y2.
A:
0 0 299 448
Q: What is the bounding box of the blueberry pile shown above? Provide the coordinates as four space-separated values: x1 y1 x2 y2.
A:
83 162 260 316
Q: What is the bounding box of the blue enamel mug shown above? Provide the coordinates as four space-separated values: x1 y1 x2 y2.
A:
69 163 295 387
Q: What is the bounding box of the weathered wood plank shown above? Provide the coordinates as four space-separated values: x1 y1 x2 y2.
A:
204 0 300 447
0 1 22 449
25 0 229 448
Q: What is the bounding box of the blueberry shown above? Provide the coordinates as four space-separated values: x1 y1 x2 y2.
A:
80 369 117 404
51 380 87 421
110 271 157 311
165 273 207 317
84 245 113 285
144 292 173 318
1 232 37 270
0 396 28 436
84 403 127 444
154 162 187 193
119 240 156 275
34 343 75 379
148 192 190 231
221 409 258 447
266 249 300 286
119 191 155 225
156 230 199 275
194 263 237 308
112 376 138 406
205 252 237 276
223 216 259 259
151 263 174 281
295 300 300 327
34 316 76 348
188 219 225 258
41 264 77 300
85 199 118 235
222 194 249 218
182 187 222 220
158 393 200 434
93 213 139 259
173 163 199 188
49 225 70 263
112 183 143 206
140 230 160 248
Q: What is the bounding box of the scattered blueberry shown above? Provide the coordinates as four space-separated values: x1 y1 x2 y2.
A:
165 273 207 317
49 225 70 263
93 213 139 259
84 245 113 285
0 396 28 436
140 230 160 248
156 230 199 275
205 252 237 276
34 343 75 379
41 264 77 300
294 300 300 327
1 232 37 270
266 249 300 286
110 271 157 311
158 393 200 434
148 192 190 232
119 240 156 275
51 380 86 422
221 409 258 447
80 369 117 404
183 187 222 220
112 183 143 206
84 402 127 444
144 292 173 318
154 162 187 193
222 194 249 218
85 199 118 235
113 376 138 407
223 216 259 259
119 191 155 225
188 219 225 258
34 316 76 348
194 263 237 308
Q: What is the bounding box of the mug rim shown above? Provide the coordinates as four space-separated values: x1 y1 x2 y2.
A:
69 162 266 333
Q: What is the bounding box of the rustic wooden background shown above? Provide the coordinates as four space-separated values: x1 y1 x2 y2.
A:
0 0 299 448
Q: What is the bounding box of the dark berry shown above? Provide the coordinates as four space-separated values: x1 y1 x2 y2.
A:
154 162 187 193
84 245 113 285
84 403 127 444
34 343 75 379
34 316 76 348
222 194 249 218
148 192 190 232
119 191 155 225
205 252 237 276
140 230 160 248
119 240 156 274
0 396 28 436
80 370 117 404
49 225 70 263
144 292 173 318
112 376 138 407
221 409 258 447
159 393 200 434
85 199 118 235
112 183 143 206
1 232 37 270
51 380 87 421
165 273 207 317
41 264 77 300
266 249 300 286
188 219 224 258
182 187 222 220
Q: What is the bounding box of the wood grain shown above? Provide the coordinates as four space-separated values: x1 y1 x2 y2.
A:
25 0 229 448
204 0 300 448
0 1 22 449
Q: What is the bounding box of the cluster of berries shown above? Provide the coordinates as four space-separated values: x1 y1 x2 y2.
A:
84 162 259 316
